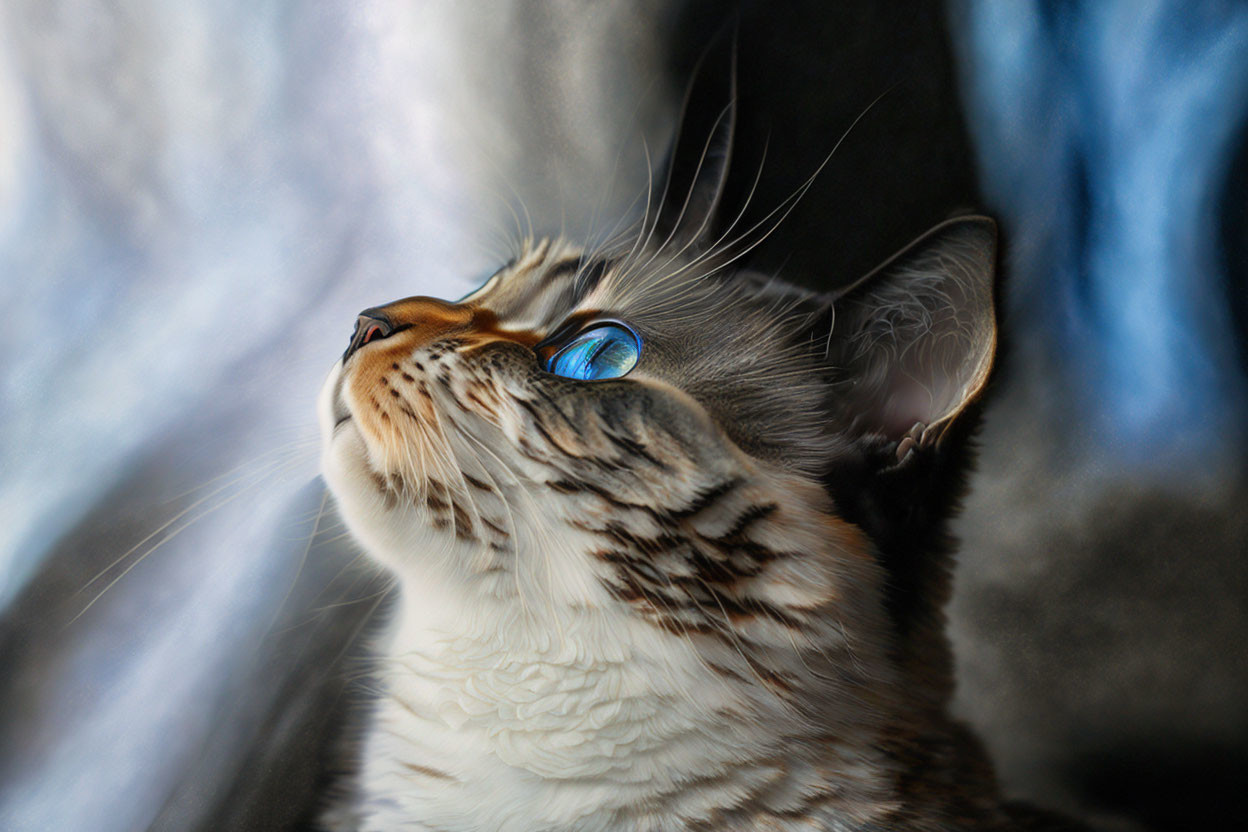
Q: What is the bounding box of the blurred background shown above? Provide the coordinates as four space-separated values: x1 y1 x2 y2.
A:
1 1 1245 830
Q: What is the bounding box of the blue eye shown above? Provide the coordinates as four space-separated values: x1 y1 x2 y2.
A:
544 322 641 381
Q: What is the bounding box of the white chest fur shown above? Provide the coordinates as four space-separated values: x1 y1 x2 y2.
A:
318 362 901 830
343 584 823 832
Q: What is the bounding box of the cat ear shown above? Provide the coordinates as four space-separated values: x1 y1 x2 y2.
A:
825 216 997 448
651 34 737 250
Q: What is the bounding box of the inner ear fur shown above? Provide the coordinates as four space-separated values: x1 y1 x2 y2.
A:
826 216 997 446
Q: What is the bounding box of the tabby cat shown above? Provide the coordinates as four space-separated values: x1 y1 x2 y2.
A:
317 77 1082 832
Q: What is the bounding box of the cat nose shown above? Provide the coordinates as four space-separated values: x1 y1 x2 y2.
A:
344 308 398 361
342 296 477 363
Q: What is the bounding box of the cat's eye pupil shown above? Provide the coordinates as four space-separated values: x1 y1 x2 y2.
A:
545 323 640 381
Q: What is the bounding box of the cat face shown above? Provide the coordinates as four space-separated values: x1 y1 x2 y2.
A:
320 235 836 609
318 214 996 645
321 40 996 647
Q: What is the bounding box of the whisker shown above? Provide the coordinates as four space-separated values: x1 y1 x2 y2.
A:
68 454 311 626
78 450 307 595
262 487 329 638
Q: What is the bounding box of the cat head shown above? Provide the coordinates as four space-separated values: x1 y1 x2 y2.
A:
317 67 996 660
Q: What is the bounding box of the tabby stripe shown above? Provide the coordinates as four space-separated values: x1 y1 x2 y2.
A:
697 536 790 567
601 428 668 469
515 398 590 461
400 762 457 781
664 477 743 520
542 255 583 282
450 502 474 540
572 257 612 301
684 548 761 584
578 520 686 557
687 586 803 634
547 477 651 513
605 539 805 629
706 662 750 684
516 437 548 465
480 517 508 537
592 538 765 598
531 387 579 434
462 473 494 493
717 503 780 540
464 390 496 415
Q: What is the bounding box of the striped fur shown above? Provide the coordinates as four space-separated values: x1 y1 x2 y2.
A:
318 226 1080 830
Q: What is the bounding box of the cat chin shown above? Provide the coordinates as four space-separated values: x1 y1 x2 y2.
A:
318 364 539 596
319 362 412 561
316 360 348 439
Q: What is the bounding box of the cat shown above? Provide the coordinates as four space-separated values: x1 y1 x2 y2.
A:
315 65 1084 832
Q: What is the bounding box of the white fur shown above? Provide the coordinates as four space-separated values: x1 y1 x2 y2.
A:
319 363 889 830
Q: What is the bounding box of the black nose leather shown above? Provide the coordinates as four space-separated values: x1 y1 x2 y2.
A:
343 308 397 361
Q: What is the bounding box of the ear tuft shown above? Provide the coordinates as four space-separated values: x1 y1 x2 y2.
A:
827 216 997 445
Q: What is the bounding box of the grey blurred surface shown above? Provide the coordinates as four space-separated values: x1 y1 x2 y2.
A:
948 5 1248 829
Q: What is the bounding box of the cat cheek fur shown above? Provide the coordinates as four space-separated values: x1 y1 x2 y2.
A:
317 304 910 831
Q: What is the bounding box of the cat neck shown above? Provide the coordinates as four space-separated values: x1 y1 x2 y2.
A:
351 556 945 831
345 456 1002 830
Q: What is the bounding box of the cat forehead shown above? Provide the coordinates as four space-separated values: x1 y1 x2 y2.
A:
463 238 602 329
462 236 712 333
